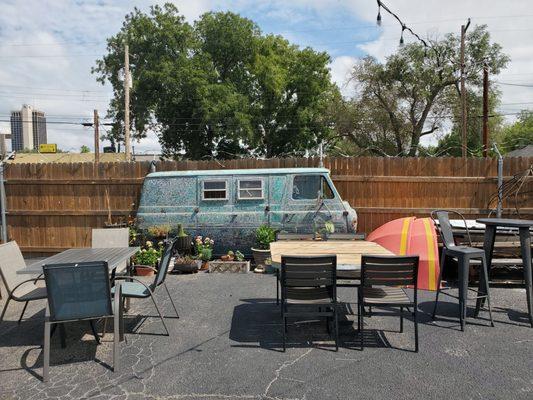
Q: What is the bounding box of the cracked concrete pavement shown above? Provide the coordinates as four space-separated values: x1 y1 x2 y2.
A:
1 272 533 399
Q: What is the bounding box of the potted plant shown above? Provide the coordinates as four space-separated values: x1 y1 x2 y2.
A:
251 224 276 273
172 255 198 273
221 250 235 262
132 240 162 276
175 224 192 254
147 224 171 240
194 236 214 270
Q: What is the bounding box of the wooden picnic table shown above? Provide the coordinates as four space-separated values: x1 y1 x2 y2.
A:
270 240 393 270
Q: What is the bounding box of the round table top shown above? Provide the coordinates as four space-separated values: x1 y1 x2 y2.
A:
476 218 533 228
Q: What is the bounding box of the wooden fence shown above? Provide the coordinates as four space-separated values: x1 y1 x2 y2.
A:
4 156 533 255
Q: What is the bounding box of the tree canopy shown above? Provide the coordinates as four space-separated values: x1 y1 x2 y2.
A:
332 25 509 156
495 110 533 153
93 4 338 160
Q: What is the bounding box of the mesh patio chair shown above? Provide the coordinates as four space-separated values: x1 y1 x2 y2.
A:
42 261 122 382
111 238 179 336
430 210 494 331
358 255 420 352
0 241 48 326
92 228 130 274
280 255 338 352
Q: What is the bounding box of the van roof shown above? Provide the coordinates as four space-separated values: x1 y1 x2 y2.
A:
146 167 329 178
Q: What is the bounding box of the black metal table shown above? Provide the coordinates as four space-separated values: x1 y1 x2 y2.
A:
19 247 139 275
475 218 533 327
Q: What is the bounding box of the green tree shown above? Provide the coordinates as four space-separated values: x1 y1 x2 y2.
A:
344 25 508 156
495 110 533 153
93 4 337 159
80 145 90 153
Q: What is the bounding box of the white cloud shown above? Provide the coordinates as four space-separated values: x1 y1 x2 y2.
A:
329 56 358 97
1 0 532 153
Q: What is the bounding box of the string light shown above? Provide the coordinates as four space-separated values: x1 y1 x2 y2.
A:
376 1 428 50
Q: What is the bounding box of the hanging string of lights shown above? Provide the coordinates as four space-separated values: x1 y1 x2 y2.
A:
376 0 428 49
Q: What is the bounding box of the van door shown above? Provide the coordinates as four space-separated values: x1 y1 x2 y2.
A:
284 173 342 233
232 176 269 249
196 176 234 255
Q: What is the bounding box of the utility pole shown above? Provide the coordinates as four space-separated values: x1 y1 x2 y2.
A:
124 43 131 162
482 63 489 157
460 18 471 158
94 109 100 164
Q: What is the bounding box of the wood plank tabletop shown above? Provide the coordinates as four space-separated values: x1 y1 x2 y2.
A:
270 240 393 267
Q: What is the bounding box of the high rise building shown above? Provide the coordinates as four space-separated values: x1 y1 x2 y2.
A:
10 105 47 151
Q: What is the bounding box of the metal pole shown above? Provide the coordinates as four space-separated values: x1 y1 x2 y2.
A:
482 63 489 157
94 109 100 164
0 152 14 243
124 43 131 162
493 143 503 218
460 18 471 158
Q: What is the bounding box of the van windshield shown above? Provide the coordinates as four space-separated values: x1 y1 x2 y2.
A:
292 175 334 200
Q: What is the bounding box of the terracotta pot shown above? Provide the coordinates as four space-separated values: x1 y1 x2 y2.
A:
134 265 155 276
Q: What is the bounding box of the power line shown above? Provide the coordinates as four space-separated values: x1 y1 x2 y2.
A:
495 81 533 88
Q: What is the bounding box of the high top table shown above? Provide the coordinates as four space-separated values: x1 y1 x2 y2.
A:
475 218 533 327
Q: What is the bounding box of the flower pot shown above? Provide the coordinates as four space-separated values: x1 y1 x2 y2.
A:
176 235 192 254
251 248 271 272
173 260 198 274
134 265 155 276
196 260 209 271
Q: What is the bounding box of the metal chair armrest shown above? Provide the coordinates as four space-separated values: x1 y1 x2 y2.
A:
11 277 46 296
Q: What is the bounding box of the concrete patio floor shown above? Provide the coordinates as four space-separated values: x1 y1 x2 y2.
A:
0 272 532 400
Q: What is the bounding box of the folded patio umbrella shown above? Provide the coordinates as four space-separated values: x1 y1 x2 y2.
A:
367 217 440 291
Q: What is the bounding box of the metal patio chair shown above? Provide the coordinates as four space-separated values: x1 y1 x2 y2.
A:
42 261 122 382
280 255 339 352
0 241 48 326
358 255 420 352
92 228 130 274
111 238 179 336
430 210 494 331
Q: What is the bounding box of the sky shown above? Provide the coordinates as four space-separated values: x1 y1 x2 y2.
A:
0 0 532 154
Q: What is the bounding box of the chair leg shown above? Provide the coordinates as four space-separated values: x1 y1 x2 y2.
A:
457 257 466 332
334 307 339 352
0 296 11 325
18 301 29 324
113 304 120 372
480 254 495 327
400 306 404 333
360 302 364 350
282 315 286 352
163 282 179 318
432 250 446 320
414 306 419 353
276 270 279 305
149 294 170 336
43 321 51 382
89 320 101 344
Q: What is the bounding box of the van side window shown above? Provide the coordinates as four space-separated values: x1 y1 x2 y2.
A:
202 180 228 200
237 179 264 200
292 175 334 200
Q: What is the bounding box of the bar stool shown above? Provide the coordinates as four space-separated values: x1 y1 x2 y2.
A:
431 210 494 331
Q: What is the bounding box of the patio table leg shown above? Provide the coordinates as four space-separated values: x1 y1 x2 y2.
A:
518 227 533 327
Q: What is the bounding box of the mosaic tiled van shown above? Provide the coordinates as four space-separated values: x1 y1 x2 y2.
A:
137 168 358 256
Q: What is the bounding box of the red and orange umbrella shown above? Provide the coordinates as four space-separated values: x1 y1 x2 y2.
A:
367 217 440 291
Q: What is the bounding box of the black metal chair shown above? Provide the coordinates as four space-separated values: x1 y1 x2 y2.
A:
275 232 315 241
111 238 179 336
280 255 338 352
43 261 122 382
430 210 494 331
359 255 420 352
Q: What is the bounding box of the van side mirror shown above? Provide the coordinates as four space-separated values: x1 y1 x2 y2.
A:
194 207 200 214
